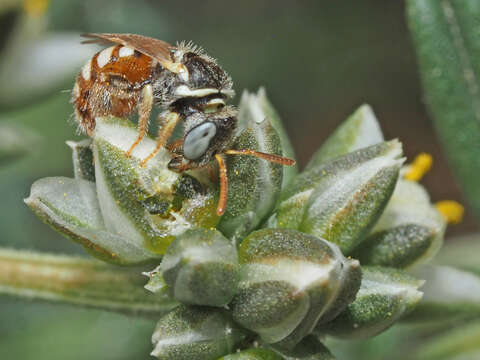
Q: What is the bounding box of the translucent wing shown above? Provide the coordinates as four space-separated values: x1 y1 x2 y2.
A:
81 33 175 64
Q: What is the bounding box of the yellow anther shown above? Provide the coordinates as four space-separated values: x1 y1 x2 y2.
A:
23 0 49 17
404 153 433 182
435 200 464 224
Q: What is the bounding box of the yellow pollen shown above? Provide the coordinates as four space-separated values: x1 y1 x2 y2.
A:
404 153 433 182
23 0 49 17
435 200 464 224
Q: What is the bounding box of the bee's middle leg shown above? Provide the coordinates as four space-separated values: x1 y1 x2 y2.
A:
140 110 181 166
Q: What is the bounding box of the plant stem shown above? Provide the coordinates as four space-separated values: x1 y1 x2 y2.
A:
0 248 177 316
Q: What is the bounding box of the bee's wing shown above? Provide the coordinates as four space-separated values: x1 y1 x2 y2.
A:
81 33 175 64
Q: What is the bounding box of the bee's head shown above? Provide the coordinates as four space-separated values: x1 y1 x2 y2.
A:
169 106 237 170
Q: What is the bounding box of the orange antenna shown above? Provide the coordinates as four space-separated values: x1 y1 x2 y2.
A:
224 149 296 166
215 154 228 216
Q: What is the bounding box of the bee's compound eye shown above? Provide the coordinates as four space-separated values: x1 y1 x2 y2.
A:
183 122 217 160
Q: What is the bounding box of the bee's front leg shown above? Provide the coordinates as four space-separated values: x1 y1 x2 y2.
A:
140 110 181 166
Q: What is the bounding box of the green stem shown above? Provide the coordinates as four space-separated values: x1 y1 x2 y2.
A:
0 248 177 316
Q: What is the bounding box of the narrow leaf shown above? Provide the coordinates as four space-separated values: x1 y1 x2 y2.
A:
25 177 158 265
407 0 480 219
66 139 95 182
0 248 177 316
316 266 423 339
353 180 446 268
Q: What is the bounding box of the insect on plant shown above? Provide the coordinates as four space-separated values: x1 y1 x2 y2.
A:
72 33 295 215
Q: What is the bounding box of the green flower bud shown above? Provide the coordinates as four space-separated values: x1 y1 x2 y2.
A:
230 228 361 347
218 101 284 243
151 305 246 360
238 88 298 188
306 104 384 169
66 139 95 182
219 348 283 360
316 266 423 339
353 179 446 268
148 228 239 307
271 140 403 254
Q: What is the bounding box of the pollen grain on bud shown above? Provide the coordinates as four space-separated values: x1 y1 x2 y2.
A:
435 200 464 224
404 152 433 182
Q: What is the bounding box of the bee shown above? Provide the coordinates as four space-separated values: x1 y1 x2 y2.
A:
73 33 295 215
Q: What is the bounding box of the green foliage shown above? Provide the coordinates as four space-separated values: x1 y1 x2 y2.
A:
1 94 459 359
407 0 480 220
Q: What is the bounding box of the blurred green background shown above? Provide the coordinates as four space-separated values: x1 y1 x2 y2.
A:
0 0 477 359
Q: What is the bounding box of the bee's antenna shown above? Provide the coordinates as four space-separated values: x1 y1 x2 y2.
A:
223 149 296 166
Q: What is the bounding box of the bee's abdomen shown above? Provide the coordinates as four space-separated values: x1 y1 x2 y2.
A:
72 44 155 135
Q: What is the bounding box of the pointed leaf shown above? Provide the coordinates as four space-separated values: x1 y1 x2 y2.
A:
218 111 283 243
290 141 403 254
231 228 361 347
152 228 239 307
271 141 403 239
151 305 246 360
238 88 298 188
306 104 384 169
316 266 423 339
353 180 446 268
25 177 157 265
407 0 480 220
66 139 95 182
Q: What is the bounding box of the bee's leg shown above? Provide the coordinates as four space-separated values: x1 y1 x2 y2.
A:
126 84 153 156
224 149 296 166
166 138 184 153
141 110 181 166
215 154 228 216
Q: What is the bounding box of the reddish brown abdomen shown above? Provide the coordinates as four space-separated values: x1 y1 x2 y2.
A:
72 44 155 135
